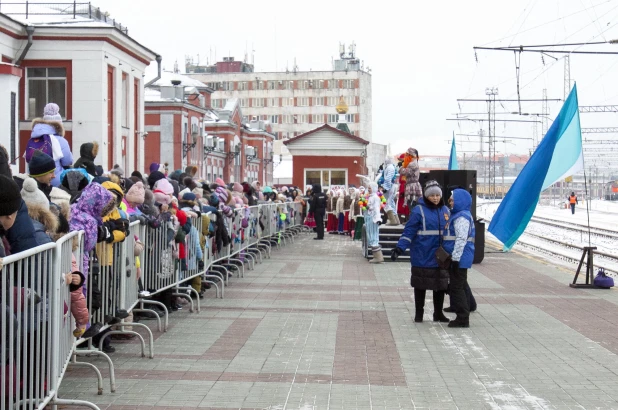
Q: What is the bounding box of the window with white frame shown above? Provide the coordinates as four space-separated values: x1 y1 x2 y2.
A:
240 98 248 108
312 114 323 124
346 113 356 123
296 114 307 123
318 80 324 89
269 98 278 107
327 96 338 106
327 79 336 90
328 114 338 123
288 81 294 90
121 74 129 128
256 81 264 90
27 67 67 120
222 81 234 91
314 97 324 106
283 115 292 124
305 169 347 190
268 80 276 90
253 98 265 107
343 79 355 89
282 97 294 107
271 115 278 124
239 81 248 91
298 97 309 107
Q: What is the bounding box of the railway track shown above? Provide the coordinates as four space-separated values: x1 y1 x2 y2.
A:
529 216 618 240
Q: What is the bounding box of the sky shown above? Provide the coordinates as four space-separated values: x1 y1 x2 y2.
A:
95 0 618 161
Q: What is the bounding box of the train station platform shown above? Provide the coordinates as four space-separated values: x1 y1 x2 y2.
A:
59 233 618 409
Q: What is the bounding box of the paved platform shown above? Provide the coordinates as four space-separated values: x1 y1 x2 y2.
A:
60 233 618 409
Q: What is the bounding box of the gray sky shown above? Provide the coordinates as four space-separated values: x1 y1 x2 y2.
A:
96 0 618 157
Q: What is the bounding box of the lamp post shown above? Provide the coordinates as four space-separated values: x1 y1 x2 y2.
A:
182 132 198 158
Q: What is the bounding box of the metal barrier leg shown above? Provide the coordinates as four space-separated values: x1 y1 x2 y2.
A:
132 308 162 332
74 349 116 392
138 300 169 332
248 247 263 263
110 322 154 359
203 275 223 298
52 398 101 409
211 265 231 285
174 286 200 313
69 356 104 395
228 258 245 278
99 330 147 358
244 252 256 270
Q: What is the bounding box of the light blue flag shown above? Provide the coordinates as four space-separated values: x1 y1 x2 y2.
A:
448 133 459 170
488 84 583 250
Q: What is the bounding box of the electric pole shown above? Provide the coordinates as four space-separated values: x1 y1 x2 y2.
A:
486 87 498 198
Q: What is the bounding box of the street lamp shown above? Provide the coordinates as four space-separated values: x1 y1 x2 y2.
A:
182 131 198 158
227 144 240 160
203 135 218 159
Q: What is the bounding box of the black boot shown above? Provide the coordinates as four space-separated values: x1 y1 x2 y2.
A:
414 289 425 323
432 291 450 323
448 317 470 328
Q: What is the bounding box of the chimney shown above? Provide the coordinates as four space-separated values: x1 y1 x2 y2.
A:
160 85 174 99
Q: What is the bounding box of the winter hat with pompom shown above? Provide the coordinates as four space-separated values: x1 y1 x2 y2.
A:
215 186 229 204
154 178 174 195
233 182 243 193
21 177 50 210
43 102 62 122
215 177 226 187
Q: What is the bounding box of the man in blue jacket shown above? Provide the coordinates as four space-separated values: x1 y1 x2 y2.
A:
443 188 475 328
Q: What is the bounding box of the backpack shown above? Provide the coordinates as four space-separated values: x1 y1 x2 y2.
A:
25 135 54 163
594 269 614 288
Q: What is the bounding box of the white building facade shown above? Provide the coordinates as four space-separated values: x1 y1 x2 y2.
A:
0 5 158 173
187 67 372 143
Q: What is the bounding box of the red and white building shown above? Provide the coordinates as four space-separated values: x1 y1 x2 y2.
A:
283 124 369 190
144 71 275 184
0 3 159 173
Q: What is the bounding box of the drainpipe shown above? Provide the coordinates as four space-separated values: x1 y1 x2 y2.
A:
15 26 35 66
145 55 162 87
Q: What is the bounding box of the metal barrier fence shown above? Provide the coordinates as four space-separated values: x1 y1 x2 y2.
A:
0 201 306 409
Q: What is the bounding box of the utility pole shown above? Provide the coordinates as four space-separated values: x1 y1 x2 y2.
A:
564 55 571 99
542 88 549 136
486 87 498 198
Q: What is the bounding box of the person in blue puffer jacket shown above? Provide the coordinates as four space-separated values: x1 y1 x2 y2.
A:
391 180 451 323
442 188 475 328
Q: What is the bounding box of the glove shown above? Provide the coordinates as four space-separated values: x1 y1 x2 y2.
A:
376 220 382 225
449 260 460 274
198 260 204 270
137 215 147 226
113 218 130 234
97 225 113 243
390 247 403 261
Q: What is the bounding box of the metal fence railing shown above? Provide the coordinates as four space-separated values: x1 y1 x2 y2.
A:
0 202 305 409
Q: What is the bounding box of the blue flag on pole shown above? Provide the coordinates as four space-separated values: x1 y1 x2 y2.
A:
488 84 583 251
448 133 459 170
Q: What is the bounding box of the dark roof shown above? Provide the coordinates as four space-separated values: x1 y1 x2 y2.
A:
283 124 369 146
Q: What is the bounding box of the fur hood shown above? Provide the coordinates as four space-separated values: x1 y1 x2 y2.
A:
31 118 64 137
79 141 99 161
27 203 59 235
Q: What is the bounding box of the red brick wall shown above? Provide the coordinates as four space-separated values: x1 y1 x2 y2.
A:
291 155 366 188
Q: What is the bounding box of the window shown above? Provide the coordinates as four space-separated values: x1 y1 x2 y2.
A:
318 80 324 89
296 114 307 123
222 81 234 91
283 115 293 124
256 80 264 90
268 80 276 90
282 97 294 107
314 97 324 106
298 97 309 107
346 96 355 105
240 98 248 108
288 81 294 90
212 99 226 109
27 67 66 120
239 81 248 90
10 92 16 161
269 98 278 107
311 114 323 124
327 96 338 106
346 113 356 123
253 98 265 107
305 169 347 190
343 79 355 89
328 114 338 123
327 79 336 90
271 115 278 124
121 73 129 128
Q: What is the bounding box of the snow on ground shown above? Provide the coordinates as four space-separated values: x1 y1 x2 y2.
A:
477 198 618 276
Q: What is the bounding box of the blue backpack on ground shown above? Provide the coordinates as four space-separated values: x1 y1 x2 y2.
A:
594 269 614 288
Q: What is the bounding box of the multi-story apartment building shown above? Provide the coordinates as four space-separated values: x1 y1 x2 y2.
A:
185 45 372 143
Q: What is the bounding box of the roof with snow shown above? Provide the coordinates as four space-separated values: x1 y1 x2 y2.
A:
148 71 211 90
283 124 369 146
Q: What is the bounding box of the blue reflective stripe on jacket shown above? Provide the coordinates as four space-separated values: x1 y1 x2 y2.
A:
396 197 450 268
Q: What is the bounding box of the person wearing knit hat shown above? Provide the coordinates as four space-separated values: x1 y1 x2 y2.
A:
28 150 56 201
110 164 124 178
391 178 450 323
215 177 226 187
21 177 50 211
125 181 145 205
0 175 23 228
131 170 144 180
149 162 161 174
38 103 73 186
147 170 166 190
154 178 174 195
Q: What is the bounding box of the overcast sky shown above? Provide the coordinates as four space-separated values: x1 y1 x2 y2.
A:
96 0 618 158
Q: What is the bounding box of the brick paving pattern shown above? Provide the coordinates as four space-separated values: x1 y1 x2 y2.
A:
59 233 618 409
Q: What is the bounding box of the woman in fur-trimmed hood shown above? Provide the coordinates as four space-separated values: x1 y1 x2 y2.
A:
73 141 99 176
